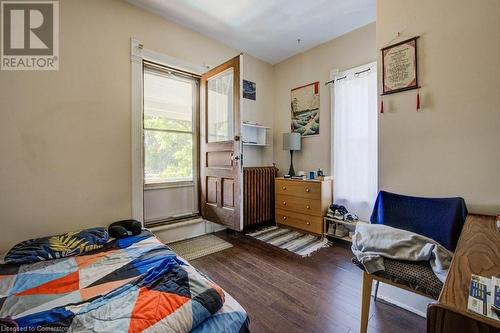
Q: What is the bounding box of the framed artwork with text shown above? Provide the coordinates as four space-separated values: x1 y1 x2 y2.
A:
382 37 419 95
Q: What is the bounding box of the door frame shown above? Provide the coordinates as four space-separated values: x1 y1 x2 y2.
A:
130 38 207 224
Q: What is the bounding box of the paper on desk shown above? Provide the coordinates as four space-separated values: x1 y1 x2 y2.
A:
468 275 500 321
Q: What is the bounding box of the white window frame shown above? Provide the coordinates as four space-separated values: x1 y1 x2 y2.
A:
131 38 206 223
142 63 199 189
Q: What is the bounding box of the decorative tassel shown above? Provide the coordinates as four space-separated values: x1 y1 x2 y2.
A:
380 99 384 114
416 91 420 111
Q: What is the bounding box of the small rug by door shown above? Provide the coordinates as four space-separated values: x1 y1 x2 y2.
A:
246 226 331 257
167 234 233 261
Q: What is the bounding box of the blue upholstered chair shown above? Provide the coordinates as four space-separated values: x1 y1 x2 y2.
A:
357 191 468 333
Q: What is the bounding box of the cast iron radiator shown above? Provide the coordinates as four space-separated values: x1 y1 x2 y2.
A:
243 166 278 228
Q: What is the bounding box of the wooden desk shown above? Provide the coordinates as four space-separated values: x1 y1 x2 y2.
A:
427 214 500 332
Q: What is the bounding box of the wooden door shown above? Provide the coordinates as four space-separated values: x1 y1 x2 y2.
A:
200 56 242 231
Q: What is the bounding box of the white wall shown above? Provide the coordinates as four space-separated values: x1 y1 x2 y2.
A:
144 186 197 222
272 23 376 176
241 54 275 167
152 218 225 244
375 283 433 317
377 0 500 215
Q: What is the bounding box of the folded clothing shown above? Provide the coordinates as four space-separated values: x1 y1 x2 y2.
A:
4 227 109 264
351 223 453 282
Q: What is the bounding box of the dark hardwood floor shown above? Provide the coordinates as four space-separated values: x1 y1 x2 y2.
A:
190 230 426 333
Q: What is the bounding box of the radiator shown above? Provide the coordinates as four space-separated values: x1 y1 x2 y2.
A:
243 166 277 228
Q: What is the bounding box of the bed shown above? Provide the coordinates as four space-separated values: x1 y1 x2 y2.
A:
0 230 249 332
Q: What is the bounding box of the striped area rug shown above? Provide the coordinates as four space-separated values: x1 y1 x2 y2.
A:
246 226 331 257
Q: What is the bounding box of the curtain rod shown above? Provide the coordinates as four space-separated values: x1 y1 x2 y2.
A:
325 67 372 86
143 60 201 79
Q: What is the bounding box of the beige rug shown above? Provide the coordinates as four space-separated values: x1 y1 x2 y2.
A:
247 226 331 257
167 234 233 261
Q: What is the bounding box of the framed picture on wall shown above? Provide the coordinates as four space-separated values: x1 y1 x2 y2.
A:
291 82 320 137
382 37 419 95
243 80 256 100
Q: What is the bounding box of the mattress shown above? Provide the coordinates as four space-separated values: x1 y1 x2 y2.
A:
0 230 248 332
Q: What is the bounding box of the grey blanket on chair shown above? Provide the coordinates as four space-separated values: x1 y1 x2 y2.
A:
351 224 453 282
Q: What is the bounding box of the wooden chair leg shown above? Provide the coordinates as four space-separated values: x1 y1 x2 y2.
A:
360 271 373 333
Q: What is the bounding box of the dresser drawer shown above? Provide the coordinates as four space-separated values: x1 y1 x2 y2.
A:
275 179 321 199
275 209 323 235
275 194 323 216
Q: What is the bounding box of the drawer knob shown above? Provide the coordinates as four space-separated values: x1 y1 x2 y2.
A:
306 221 310 225
306 205 310 209
283 201 287 205
282 186 287 190
305 188 310 192
283 216 287 221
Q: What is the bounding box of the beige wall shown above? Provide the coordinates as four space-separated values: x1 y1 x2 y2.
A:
377 0 500 214
0 0 275 252
242 55 275 167
272 23 376 176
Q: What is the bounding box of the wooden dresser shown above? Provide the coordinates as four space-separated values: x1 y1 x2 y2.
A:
275 177 332 235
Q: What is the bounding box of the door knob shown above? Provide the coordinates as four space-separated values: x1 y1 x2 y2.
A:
306 221 310 225
306 205 310 209
283 202 287 205
282 186 287 190
231 155 240 161
234 135 240 141
305 188 310 192
283 216 287 220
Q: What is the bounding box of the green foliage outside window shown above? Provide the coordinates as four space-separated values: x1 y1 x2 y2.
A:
144 116 193 183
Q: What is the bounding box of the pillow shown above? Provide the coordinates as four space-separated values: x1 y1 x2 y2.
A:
5 227 109 264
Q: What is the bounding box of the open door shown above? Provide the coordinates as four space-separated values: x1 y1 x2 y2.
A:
200 56 242 231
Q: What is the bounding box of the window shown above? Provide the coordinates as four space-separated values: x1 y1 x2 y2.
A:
207 68 234 142
332 62 378 221
143 64 198 185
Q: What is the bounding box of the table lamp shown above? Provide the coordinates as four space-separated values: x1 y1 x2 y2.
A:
283 132 301 176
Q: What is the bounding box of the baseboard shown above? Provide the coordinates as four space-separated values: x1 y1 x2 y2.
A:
150 218 226 244
375 294 427 318
149 217 204 232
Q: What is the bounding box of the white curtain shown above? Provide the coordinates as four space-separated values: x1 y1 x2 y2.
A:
332 62 378 221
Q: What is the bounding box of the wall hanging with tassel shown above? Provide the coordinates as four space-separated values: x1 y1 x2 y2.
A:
380 34 421 113
416 90 420 111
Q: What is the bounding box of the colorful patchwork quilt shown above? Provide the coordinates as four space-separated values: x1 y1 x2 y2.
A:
0 231 249 332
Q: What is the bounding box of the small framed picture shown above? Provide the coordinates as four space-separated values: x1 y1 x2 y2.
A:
243 80 256 100
382 37 419 95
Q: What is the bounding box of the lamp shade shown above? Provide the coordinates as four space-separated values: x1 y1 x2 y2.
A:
283 132 301 151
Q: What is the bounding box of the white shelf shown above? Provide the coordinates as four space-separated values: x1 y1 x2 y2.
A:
323 217 367 243
241 122 271 147
243 143 270 146
323 216 368 226
242 123 271 129
325 233 353 242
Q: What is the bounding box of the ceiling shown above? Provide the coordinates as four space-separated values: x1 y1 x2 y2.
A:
127 0 376 64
